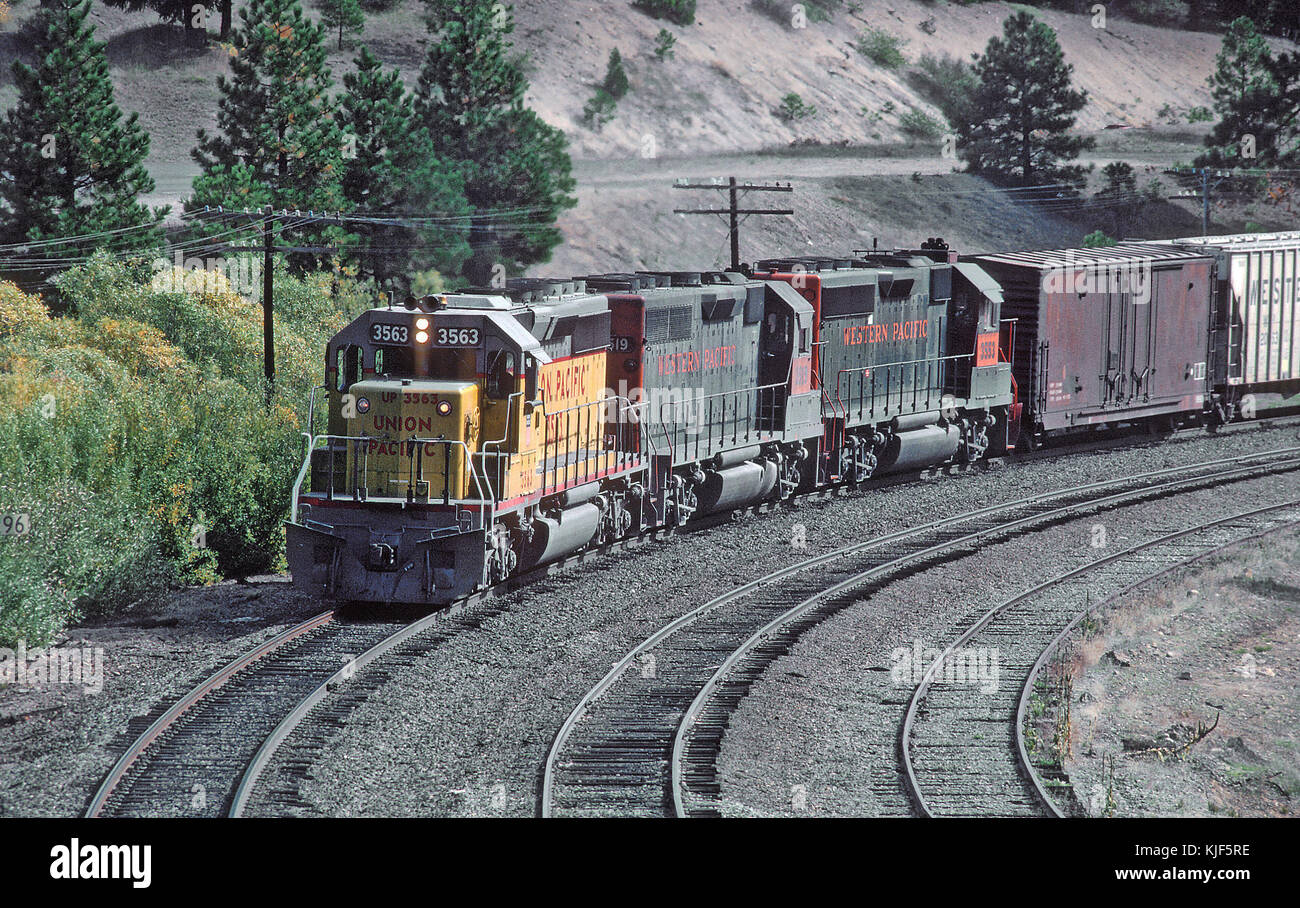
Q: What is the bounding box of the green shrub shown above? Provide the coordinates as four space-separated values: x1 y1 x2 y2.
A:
582 89 618 130
0 255 348 645
777 92 818 121
654 28 676 60
908 53 978 125
583 49 630 130
857 27 908 69
900 107 944 138
1083 229 1119 247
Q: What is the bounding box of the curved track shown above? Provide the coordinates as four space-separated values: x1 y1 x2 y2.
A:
1012 513 1300 818
901 500 1300 817
86 428 1300 818
540 447 1300 817
85 610 407 817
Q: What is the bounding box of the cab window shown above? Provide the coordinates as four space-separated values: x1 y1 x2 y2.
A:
486 350 516 400
374 346 414 376
337 344 363 391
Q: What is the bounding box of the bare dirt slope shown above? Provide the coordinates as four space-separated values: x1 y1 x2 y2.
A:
0 1 1261 164
1 1 1294 269
1064 526 1300 817
508 0 1228 158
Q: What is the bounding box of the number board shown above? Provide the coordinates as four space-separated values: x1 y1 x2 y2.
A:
0 513 31 537
434 327 481 347
370 322 410 346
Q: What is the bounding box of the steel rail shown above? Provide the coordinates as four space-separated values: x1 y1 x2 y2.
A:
226 603 474 816
1013 508 1300 818
86 425 1300 818
85 609 336 818
901 499 1300 817
673 463 1300 818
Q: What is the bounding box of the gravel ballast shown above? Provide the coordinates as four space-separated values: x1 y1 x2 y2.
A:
240 421 1300 817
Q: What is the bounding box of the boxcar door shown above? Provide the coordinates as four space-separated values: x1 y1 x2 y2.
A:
1128 283 1154 404
1102 288 1127 406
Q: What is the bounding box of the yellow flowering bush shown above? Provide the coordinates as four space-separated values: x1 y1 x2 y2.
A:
0 254 355 645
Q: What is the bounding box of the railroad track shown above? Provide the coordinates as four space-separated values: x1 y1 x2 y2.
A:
85 426 1300 818
1012 513 1300 818
901 500 1300 817
85 611 402 817
86 584 527 817
540 447 1300 818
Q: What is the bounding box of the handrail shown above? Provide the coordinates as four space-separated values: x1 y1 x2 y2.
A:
830 351 973 422
635 381 785 466
304 383 328 452
291 434 493 529
478 389 524 502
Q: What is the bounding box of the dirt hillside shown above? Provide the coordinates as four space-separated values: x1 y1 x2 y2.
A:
0 0 1257 164
1 1 1296 269
508 0 1227 158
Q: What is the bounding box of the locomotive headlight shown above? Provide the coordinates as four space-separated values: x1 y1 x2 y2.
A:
415 330 430 344
356 397 371 414
436 400 453 417
415 317 429 330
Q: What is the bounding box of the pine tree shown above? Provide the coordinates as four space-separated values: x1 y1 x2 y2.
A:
188 0 345 268
0 1 165 255
1198 17 1285 165
955 12 1093 188
416 0 576 283
654 29 676 61
603 49 630 99
1094 161 1139 236
339 46 471 290
320 0 365 50
1264 52 1300 163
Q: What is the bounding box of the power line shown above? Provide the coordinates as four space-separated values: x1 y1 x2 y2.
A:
672 177 794 270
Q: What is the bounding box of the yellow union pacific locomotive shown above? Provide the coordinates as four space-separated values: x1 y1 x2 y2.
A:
287 280 645 603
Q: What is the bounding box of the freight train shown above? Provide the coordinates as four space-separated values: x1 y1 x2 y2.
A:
284 231 1300 605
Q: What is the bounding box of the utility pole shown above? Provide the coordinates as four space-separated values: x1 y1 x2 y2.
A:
262 208 275 404
1167 167 1231 236
199 206 340 408
673 177 794 270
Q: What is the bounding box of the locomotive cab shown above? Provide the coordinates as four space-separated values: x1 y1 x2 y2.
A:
287 279 636 605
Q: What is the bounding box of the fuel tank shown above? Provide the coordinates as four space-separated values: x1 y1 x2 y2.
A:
520 503 602 568
876 425 960 474
694 460 779 514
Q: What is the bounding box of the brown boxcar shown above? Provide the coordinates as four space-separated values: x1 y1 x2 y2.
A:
969 243 1215 443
